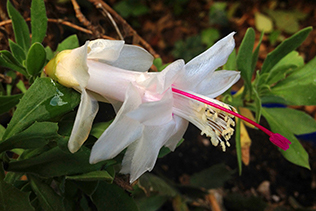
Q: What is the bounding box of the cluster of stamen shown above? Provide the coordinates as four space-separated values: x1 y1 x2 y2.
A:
196 103 236 151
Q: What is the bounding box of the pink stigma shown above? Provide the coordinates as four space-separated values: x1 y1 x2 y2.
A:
171 87 291 150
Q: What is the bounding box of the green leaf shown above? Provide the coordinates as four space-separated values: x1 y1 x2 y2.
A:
26 42 46 76
251 31 264 72
138 173 177 197
0 125 5 141
9 39 26 63
90 181 139 211
190 163 233 189
253 88 262 123
45 46 55 60
236 28 255 94
235 118 242 175
0 122 59 153
261 27 312 74
223 49 236 70
255 12 273 33
0 93 23 115
262 107 310 169
28 175 65 211
6 146 106 177
90 121 112 139
158 139 184 158
2 78 80 140
270 56 316 105
266 51 304 85
201 28 220 48
56 35 79 52
135 195 168 211
267 10 307 34
0 180 34 211
0 50 27 75
7 0 30 52
66 170 113 182
262 107 316 135
31 0 47 44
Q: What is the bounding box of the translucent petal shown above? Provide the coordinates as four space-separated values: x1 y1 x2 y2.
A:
89 84 143 164
68 89 99 153
86 60 142 102
141 59 185 93
120 120 176 183
164 115 189 151
109 44 154 72
195 70 240 98
126 89 173 126
87 39 124 62
174 32 236 91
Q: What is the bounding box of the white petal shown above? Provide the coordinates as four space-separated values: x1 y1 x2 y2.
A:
126 89 173 126
174 32 236 91
109 45 154 72
195 70 240 98
140 59 184 93
68 89 99 153
87 39 124 62
120 120 176 183
89 84 143 163
86 60 142 102
164 115 189 151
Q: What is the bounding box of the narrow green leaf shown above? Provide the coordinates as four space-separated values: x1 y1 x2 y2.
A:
235 117 242 175
7 0 30 52
0 93 23 115
135 195 168 211
6 146 106 177
262 107 316 135
56 35 79 52
253 88 262 123
266 51 304 85
16 80 27 93
0 122 59 153
270 56 316 105
236 28 255 94
261 27 312 74
262 107 310 169
223 49 236 70
66 170 113 182
31 0 47 44
45 46 54 60
251 31 264 72
0 180 34 211
28 175 65 211
90 121 113 139
158 139 184 158
138 173 177 197
90 181 139 211
0 125 5 141
26 42 46 76
0 55 27 76
2 78 80 140
190 163 234 189
9 39 26 63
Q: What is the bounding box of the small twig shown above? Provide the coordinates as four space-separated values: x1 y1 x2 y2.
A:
0 19 12 27
0 18 114 40
96 3 124 40
70 0 100 37
0 73 12 84
87 0 160 58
